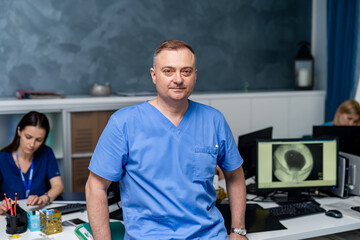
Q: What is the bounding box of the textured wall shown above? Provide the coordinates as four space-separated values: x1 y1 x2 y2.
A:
0 0 311 97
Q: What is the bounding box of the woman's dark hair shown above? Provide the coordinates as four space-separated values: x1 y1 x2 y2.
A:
1 111 50 153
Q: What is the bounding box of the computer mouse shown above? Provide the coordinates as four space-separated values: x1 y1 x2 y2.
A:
325 209 343 218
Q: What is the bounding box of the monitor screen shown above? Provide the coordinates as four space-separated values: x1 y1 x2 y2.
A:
313 126 360 156
238 127 273 179
256 138 338 203
107 181 120 206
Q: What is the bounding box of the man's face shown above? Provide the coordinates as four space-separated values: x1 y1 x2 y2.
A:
150 48 197 103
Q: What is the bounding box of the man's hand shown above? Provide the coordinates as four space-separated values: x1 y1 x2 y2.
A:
224 166 247 240
86 172 112 240
229 232 248 240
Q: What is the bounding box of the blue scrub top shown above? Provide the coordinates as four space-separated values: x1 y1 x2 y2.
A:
89 100 243 240
0 146 61 200
322 121 333 126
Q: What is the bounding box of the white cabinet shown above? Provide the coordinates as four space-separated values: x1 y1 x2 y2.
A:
208 98 252 142
251 96 289 138
288 94 325 138
0 90 325 192
193 91 326 142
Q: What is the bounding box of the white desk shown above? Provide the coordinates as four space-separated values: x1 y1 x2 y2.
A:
246 196 360 240
0 200 120 240
2 197 360 240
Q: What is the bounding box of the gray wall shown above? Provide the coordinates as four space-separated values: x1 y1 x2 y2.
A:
0 0 311 97
312 0 327 91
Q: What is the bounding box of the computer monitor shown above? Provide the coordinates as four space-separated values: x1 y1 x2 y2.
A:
107 181 120 205
256 138 338 204
238 127 273 179
108 181 123 220
313 126 360 156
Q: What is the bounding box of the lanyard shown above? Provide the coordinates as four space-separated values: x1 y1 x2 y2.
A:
15 151 34 198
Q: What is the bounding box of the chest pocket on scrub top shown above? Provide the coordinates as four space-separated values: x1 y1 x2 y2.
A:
193 146 218 180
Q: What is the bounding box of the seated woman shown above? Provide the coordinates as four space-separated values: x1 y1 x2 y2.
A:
323 99 360 126
0 111 63 214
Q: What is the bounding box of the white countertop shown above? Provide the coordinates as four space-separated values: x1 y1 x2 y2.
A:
0 90 325 113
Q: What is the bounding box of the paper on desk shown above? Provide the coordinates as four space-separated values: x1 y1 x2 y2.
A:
322 196 360 219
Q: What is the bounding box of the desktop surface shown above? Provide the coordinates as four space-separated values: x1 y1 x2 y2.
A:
3 196 360 240
0 199 121 240
245 195 360 240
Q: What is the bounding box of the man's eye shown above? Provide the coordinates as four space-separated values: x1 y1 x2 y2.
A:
163 69 174 76
181 69 192 76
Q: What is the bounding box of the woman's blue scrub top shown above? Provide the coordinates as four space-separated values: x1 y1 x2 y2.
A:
0 146 61 200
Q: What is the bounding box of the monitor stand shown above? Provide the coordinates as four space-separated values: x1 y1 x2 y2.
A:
109 207 123 221
246 183 273 197
271 190 313 205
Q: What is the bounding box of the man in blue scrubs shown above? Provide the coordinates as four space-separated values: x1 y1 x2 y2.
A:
86 40 247 240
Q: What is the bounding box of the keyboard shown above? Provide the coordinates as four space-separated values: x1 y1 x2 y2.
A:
266 200 326 220
49 203 87 215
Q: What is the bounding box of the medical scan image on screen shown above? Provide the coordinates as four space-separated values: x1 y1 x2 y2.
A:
257 139 337 190
272 143 323 183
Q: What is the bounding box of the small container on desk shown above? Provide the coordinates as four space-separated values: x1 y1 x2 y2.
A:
5 205 28 234
40 209 62 235
27 211 40 232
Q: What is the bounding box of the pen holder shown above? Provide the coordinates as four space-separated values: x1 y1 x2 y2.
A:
40 209 62 235
5 205 28 234
27 211 40 232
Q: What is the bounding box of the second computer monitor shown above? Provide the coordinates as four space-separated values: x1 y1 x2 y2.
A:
313 126 360 156
238 127 273 179
256 138 338 203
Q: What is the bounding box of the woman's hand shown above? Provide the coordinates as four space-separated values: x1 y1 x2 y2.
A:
0 199 9 215
27 195 48 206
215 165 225 180
26 176 64 206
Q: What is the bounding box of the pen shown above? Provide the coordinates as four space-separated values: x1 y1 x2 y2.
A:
4 193 14 216
14 193 17 216
4 193 10 210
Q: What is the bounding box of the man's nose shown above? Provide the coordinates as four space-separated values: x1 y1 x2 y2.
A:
173 71 183 84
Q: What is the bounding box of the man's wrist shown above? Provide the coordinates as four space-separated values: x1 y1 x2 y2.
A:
231 228 247 236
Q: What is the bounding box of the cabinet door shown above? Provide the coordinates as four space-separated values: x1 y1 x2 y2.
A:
71 111 114 154
97 110 114 139
71 110 114 192
288 95 325 138
71 112 98 154
251 97 289 138
72 157 91 192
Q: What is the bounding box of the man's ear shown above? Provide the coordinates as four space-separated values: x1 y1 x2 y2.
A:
150 68 156 85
